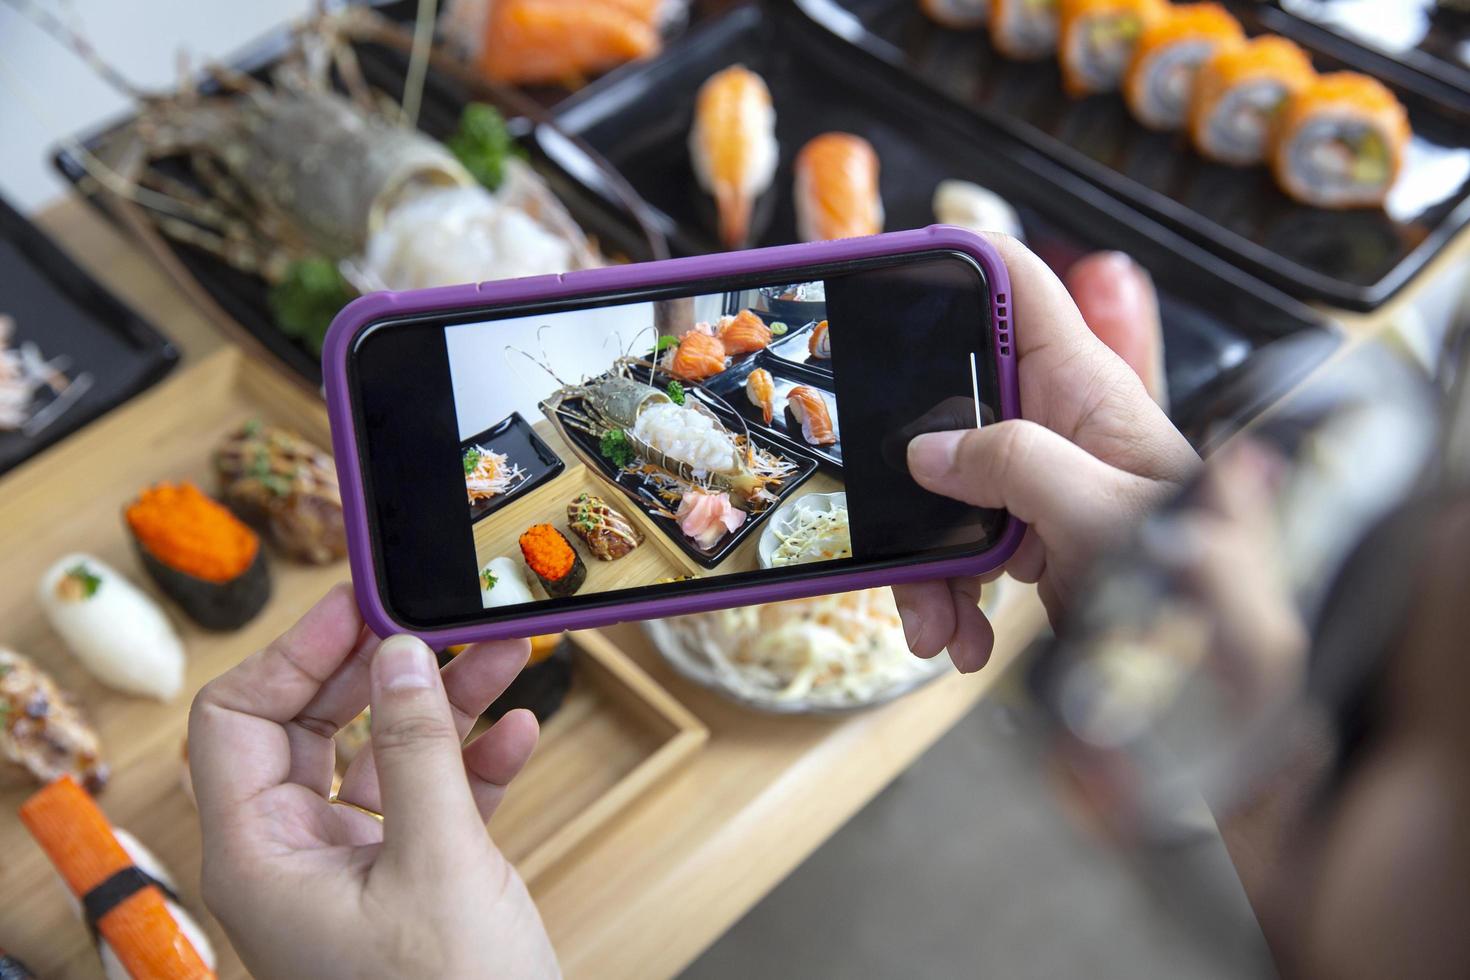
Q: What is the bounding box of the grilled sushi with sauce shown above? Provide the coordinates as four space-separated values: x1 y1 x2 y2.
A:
1058 0 1165 97
215 421 347 564
567 492 644 560
786 386 838 446
809 319 832 360
1271 72 1410 210
1124 3 1244 131
690 66 778 249
718 309 773 354
0 647 108 792
920 0 990 28
1189 36 1317 166
991 0 1061 60
668 329 728 381
520 523 587 597
746 368 777 424
794 133 884 242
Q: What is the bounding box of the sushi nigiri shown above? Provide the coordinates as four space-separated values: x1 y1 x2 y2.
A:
718 309 773 354
20 776 215 980
668 329 728 381
690 65 778 249
932 179 1026 241
471 0 660 85
786 386 838 446
1058 0 1165 97
746 368 776 424
920 0 989 29
675 489 746 549
1066 251 1168 409
37 554 185 701
1271 72 1410 210
991 0 1060 60
519 524 587 597
1124 3 1244 131
1189 36 1317 166
794 133 883 243
125 482 272 631
214 420 347 565
480 555 536 609
567 492 644 561
809 319 832 360
1 647 108 792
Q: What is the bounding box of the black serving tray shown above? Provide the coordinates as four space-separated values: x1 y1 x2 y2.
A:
461 411 565 523
541 370 819 568
545 2 1340 444
53 16 664 388
795 0 1470 311
763 319 831 380
704 353 845 471
0 196 177 477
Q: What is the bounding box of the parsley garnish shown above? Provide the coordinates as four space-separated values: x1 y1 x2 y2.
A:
600 429 635 468
463 446 482 476
654 335 679 354
666 380 685 406
480 569 498 591
65 563 102 599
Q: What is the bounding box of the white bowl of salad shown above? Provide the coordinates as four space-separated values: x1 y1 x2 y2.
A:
757 491 851 569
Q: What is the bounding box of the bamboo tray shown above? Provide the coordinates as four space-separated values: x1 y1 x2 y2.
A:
0 348 707 979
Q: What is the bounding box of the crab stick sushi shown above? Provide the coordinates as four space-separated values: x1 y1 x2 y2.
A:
920 0 989 29
519 524 587 597
1124 3 1244 131
794 133 883 243
690 65 778 250
124 482 272 631
1189 36 1317 165
1058 0 1165 97
1271 72 1410 210
991 0 1060 60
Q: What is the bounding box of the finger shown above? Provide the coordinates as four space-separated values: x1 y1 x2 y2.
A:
336 638 530 812
285 625 381 795
367 635 482 868
891 581 959 659
977 233 1105 368
1066 251 1168 409
464 709 540 823
945 578 996 674
189 584 363 816
1005 528 1046 584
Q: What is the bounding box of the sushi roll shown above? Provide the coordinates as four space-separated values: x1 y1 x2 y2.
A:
990 0 1060 60
690 65 778 249
567 492 644 561
1189 36 1317 166
480 555 536 609
214 420 347 565
19 776 215 980
485 633 573 722
920 0 989 29
1124 3 1244 131
125 482 272 631
1 647 108 792
37 554 186 701
1058 0 1165 97
519 523 587 597
1271 72 1410 210
794 133 883 243
809 319 832 360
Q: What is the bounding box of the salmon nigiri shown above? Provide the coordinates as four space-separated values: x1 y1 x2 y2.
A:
668 330 727 381
808 319 831 360
746 368 776 424
690 66 778 250
794 133 883 242
787 386 837 445
476 0 660 85
1065 251 1168 410
718 309 773 354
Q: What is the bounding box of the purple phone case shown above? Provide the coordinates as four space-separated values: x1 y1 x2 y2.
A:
322 225 1023 643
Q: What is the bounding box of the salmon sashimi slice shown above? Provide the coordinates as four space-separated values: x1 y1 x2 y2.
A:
689 65 778 249
718 309 773 354
668 330 728 381
794 133 884 243
787 386 837 445
478 0 659 85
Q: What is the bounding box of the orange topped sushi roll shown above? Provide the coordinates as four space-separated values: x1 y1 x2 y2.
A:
1124 3 1244 130
474 0 660 85
1271 72 1411 209
1190 36 1317 165
1058 0 1166 97
690 65 779 250
794 133 883 243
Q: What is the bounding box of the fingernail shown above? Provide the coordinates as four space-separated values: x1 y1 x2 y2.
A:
907 431 965 482
374 635 436 692
898 607 922 652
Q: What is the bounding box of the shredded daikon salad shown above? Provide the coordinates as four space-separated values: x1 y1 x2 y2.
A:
464 444 527 504
771 504 852 566
659 589 943 707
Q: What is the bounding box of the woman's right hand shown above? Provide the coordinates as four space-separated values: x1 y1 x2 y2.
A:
893 237 1199 671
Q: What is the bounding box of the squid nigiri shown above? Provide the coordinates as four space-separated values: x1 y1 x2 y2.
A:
794 133 884 243
808 319 832 360
787 386 838 446
668 330 728 381
690 66 779 250
746 368 776 424
1066 251 1168 409
718 309 773 354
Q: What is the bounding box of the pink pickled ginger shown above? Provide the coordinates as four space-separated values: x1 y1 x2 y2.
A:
676 490 746 549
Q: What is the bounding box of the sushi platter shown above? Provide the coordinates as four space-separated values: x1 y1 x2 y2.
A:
463 411 567 523
796 0 1470 310
0 348 707 979
547 1 1340 442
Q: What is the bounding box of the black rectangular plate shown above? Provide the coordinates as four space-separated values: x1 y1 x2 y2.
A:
461 411 566 523
545 2 1340 444
0 196 177 478
540 370 819 568
704 353 844 471
763 320 831 380
797 0 1470 311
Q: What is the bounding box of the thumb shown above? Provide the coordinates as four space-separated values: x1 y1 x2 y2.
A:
368 635 481 866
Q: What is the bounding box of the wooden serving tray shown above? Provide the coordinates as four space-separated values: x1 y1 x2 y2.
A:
0 348 706 979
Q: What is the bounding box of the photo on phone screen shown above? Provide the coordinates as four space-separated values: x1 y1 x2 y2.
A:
349 251 1008 627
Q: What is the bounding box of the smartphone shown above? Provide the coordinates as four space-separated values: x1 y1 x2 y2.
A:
323 226 1022 644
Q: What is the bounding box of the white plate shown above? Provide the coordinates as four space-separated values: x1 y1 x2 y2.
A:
757 490 848 569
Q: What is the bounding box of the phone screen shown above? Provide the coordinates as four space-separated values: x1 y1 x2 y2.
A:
349 249 1007 629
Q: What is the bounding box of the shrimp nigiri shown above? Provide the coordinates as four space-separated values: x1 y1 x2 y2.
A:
808 319 831 360
690 66 778 250
746 368 776 424
668 330 727 381
719 309 773 354
787 386 837 446
794 133 883 243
